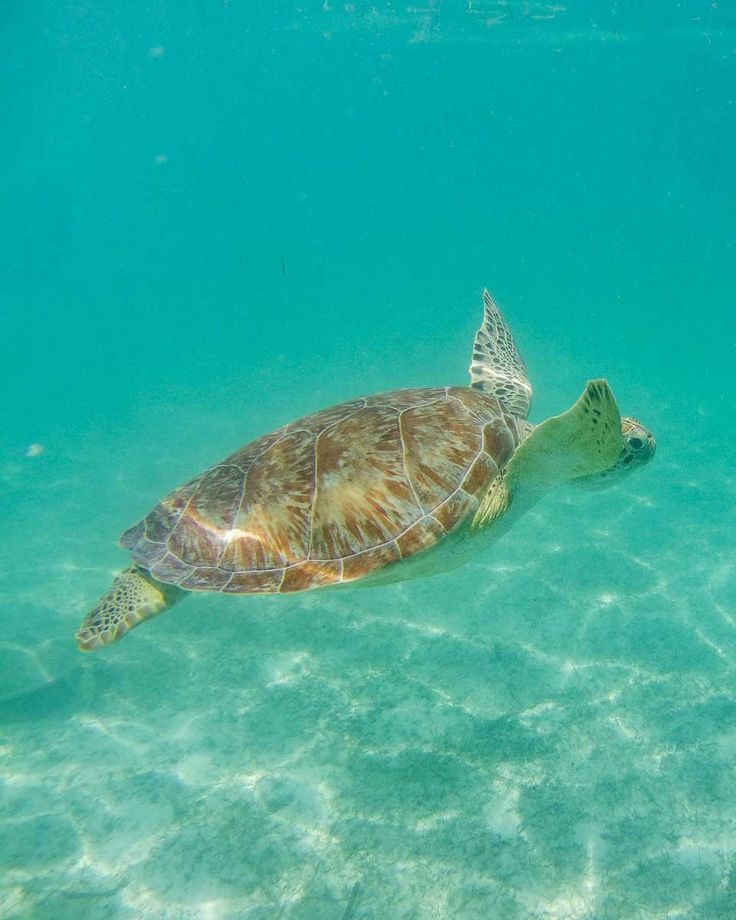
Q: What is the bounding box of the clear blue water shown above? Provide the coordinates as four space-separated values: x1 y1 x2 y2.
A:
2 1 736 917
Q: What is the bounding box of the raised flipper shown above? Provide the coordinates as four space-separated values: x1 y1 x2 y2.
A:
469 289 533 420
473 379 623 529
76 566 183 651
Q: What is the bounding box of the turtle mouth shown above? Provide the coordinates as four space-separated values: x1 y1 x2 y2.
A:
625 432 656 466
575 426 655 491
620 417 656 470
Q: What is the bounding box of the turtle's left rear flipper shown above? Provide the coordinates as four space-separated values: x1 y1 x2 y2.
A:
76 567 183 651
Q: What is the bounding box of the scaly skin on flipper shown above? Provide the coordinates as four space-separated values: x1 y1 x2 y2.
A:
76 567 183 651
469 289 533 419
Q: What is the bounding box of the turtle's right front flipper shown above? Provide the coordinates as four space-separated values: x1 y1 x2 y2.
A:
76 567 183 651
472 379 623 531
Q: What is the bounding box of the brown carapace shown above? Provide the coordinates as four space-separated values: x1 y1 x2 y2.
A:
121 386 520 595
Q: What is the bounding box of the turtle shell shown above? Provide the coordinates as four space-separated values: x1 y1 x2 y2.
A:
120 387 520 594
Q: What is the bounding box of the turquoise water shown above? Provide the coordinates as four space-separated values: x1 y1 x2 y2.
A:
2 0 736 916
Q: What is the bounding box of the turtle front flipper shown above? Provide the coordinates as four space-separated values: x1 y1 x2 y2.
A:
473 379 624 531
469 290 533 420
76 567 183 651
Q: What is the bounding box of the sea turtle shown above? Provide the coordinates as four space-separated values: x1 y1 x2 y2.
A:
76 290 656 651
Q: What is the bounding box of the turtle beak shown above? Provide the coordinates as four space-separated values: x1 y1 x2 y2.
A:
621 418 656 469
576 418 655 491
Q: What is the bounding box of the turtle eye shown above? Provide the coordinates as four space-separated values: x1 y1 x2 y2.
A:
629 437 645 450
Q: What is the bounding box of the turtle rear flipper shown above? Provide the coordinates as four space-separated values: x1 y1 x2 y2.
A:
76 567 182 651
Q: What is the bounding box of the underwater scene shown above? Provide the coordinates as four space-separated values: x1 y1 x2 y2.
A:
2 0 736 917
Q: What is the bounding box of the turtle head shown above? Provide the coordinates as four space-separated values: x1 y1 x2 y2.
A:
619 417 657 470
577 416 656 491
